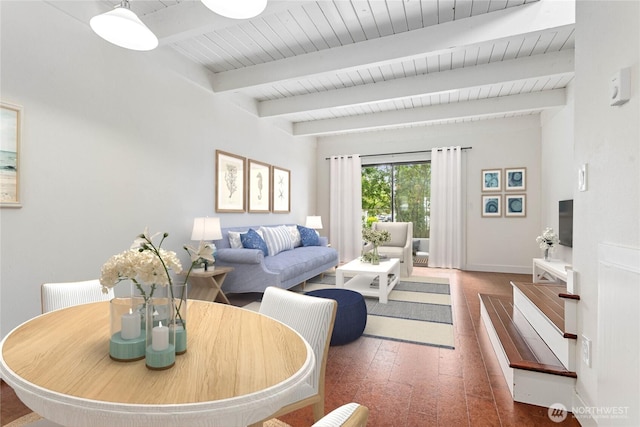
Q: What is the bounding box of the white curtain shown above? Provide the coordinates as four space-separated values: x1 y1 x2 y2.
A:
430 146 463 269
329 155 362 263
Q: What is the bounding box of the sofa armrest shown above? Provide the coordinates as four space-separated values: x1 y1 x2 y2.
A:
319 236 330 247
216 248 264 264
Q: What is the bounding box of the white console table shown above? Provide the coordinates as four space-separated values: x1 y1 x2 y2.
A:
533 258 575 293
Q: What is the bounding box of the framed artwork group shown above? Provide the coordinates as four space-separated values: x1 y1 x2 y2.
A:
215 150 290 214
481 167 526 218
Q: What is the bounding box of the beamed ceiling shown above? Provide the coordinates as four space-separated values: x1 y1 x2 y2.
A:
51 0 575 137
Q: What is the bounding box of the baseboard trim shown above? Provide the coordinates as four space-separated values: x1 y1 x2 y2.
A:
464 264 531 275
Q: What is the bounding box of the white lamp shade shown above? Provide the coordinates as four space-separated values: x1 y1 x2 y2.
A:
305 216 323 230
200 0 268 19
191 217 222 241
90 6 158 51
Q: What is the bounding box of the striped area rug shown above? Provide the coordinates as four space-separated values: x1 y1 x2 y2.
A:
245 275 455 349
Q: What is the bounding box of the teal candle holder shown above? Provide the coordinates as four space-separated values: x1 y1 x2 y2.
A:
145 289 176 370
109 332 145 361
109 297 146 362
145 344 175 370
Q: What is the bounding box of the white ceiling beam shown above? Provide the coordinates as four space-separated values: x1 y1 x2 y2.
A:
259 49 574 117
212 0 575 92
292 88 566 136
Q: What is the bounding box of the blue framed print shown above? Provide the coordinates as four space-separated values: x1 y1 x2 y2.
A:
505 167 526 191
482 195 501 217
505 194 526 217
482 169 501 192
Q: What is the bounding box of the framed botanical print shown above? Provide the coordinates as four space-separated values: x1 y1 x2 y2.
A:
1 102 22 207
271 166 290 213
505 194 526 217
215 150 246 213
505 167 526 191
481 169 501 192
247 159 271 213
482 195 501 217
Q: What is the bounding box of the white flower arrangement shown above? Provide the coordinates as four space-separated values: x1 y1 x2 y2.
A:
100 228 215 297
536 227 559 250
361 227 391 263
362 228 391 247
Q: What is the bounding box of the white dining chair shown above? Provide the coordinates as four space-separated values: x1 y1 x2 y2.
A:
258 286 337 423
312 402 370 427
41 279 114 313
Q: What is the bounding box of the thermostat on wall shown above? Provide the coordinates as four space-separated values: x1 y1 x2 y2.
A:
610 68 630 106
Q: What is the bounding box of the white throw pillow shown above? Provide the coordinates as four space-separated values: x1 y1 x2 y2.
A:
287 225 302 247
228 231 247 249
260 226 294 256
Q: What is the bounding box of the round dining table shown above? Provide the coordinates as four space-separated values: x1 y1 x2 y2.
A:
0 300 314 427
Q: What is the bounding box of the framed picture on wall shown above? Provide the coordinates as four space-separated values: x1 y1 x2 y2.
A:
505 167 526 191
247 159 271 213
215 150 246 213
1 102 22 208
505 194 526 217
271 166 290 213
481 169 501 192
482 195 501 217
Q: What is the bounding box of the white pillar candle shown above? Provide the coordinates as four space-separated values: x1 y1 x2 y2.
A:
152 321 169 351
121 309 141 340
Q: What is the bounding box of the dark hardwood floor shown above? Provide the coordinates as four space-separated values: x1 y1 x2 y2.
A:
1 267 581 426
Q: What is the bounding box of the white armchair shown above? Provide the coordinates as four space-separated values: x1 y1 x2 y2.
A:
370 222 413 277
41 279 114 313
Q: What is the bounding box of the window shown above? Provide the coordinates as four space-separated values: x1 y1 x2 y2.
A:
361 162 431 238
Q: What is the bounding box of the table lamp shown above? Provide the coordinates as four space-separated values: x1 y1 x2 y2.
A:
191 217 222 271
305 216 323 233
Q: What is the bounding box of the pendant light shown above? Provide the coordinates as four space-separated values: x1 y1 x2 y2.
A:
200 0 268 19
90 0 158 51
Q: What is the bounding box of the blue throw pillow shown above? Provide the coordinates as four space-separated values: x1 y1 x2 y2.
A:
241 228 268 256
297 225 320 247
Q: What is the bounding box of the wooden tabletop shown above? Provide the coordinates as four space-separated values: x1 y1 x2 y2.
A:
1 300 313 426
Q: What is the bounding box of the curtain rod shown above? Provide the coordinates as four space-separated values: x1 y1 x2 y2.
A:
325 146 472 160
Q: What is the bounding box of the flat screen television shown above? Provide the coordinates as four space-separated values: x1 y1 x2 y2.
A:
559 199 573 248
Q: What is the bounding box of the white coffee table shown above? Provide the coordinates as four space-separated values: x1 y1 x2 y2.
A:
336 258 400 303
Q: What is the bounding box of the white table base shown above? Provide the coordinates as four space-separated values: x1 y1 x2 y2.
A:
336 258 400 303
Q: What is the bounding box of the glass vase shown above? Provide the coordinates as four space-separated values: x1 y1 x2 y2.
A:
544 248 550 261
145 285 176 370
371 246 380 265
171 283 188 355
109 296 145 361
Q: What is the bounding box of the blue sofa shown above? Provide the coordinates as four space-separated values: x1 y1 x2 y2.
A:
212 225 339 294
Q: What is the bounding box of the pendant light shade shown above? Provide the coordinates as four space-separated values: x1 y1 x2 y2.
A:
200 0 268 19
90 1 158 51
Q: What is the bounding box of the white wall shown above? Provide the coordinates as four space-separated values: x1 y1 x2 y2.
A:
573 1 640 423
540 81 575 264
0 1 316 337
316 115 543 274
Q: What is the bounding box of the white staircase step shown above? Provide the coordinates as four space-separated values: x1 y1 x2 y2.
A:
479 293 576 409
512 282 578 370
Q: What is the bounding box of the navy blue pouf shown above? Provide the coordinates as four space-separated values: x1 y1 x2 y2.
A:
306 288 367 346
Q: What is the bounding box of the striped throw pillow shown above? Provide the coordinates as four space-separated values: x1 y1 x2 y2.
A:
260 226 294 256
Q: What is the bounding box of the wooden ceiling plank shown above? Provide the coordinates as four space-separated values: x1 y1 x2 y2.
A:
146 1 310 45
211 0 574 92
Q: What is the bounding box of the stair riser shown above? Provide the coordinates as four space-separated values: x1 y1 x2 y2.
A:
480 301 515 396
513 369 575 408
513 287 575 370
